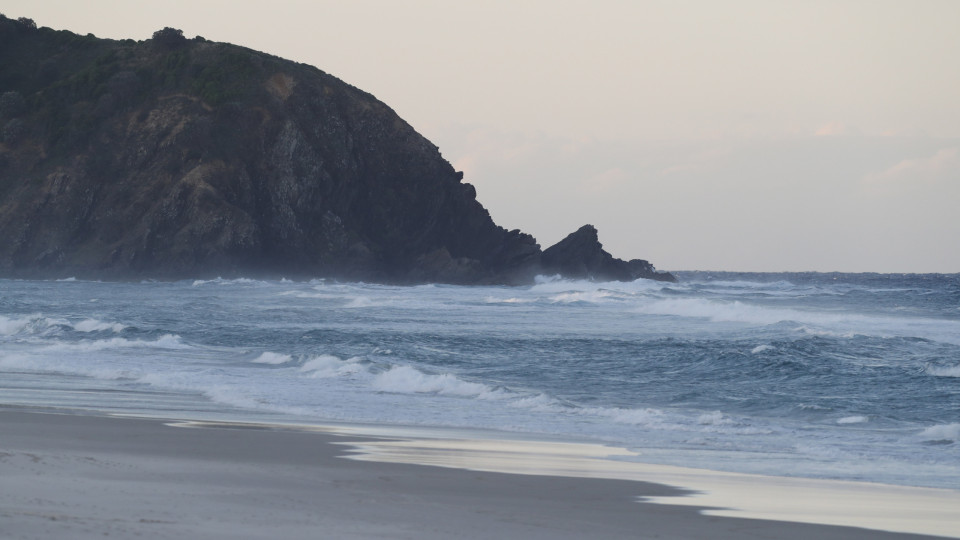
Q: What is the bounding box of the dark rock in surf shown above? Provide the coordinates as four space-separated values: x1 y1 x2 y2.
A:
542 225 675 282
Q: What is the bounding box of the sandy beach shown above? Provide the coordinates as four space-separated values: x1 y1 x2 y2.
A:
1 409 953 540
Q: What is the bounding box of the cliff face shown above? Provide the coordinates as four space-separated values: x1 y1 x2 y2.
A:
0 18 670 284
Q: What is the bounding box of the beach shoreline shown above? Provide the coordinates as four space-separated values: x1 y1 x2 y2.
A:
1 408 954 539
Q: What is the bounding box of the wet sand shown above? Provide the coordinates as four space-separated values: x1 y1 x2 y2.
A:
0 410 951 539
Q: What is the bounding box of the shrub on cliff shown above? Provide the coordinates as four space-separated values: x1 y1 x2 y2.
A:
16 17 36 31
152 27 186 49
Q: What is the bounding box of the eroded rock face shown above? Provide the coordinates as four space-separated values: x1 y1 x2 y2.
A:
541 225 675 282
0 19 545 283
0 17 667 284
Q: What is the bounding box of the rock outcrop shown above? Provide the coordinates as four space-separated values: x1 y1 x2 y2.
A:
0 17 671 284
541 225 675 282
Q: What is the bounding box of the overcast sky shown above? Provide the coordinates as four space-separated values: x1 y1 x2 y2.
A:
6 0 959 272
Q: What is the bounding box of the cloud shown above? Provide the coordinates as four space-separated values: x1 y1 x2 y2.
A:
578 167 628 193
815 122 847 136
862 147 960 186
434 122 960 271
660 145 734 176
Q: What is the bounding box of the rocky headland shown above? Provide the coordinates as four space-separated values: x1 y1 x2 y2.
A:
0 17 674 284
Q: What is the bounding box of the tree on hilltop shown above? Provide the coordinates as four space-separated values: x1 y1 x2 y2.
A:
152 27 186 48
16 17 36 31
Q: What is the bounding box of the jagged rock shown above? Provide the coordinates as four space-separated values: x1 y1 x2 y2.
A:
542 225 675 282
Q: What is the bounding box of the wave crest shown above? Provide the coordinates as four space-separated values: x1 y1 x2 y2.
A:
73 319 126 333
918 423 960 443
300 354 365 377
372 365 493 397
927 365 960 377
251 352 292 365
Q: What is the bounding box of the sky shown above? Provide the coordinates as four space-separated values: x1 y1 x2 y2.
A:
5 0 959 272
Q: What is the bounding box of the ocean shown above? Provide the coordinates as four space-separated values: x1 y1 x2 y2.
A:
1 272 958 489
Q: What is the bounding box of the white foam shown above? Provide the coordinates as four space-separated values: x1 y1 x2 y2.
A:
40 334 188 353
483 296 534 304
500 393 671 428
588 406 665 426
191 277 266 287
689 411 772 435
0 352 40 370
363 377 773 436
134 374 288 414
799 403 832 411
300 354 365 377
151 334 190 348
73 318 126 333
287 292 332 299
549 290 621 304
917 423 960 443
0 349 145 381
251 352 293 365
533 274 564 284
751 344 775 354
531 276 665 295
926 365 960 377
698 411 732 425
796 326 858 338
199 385 269 410
0 315 37 335
689 279 797 289
634 297 960 345
635 298 806 325
0 314 69 336
372 365 492 397
837 416 868 424
507 393 563 412
344 296 377 308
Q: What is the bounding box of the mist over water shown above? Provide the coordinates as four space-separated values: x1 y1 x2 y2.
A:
1 272 958 489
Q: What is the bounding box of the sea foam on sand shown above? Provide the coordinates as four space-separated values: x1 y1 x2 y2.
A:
334 424 960 539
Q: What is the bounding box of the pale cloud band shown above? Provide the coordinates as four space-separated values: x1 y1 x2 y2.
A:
4 0 959 271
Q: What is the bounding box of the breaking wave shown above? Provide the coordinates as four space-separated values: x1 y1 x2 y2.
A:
1 314 127 336
39 334 189 353
917 424 960 444
191 277 271 287
73 319 127 333
927 365 960 377
300 354 366 377
251 352 293 364
372 365 495 397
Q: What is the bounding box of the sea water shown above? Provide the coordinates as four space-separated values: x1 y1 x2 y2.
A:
1 272 957 489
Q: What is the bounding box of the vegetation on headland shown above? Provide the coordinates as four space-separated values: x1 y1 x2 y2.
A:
0 14 673 283
1 16 297 155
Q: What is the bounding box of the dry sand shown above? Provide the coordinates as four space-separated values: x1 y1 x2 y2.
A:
0 409 950 539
